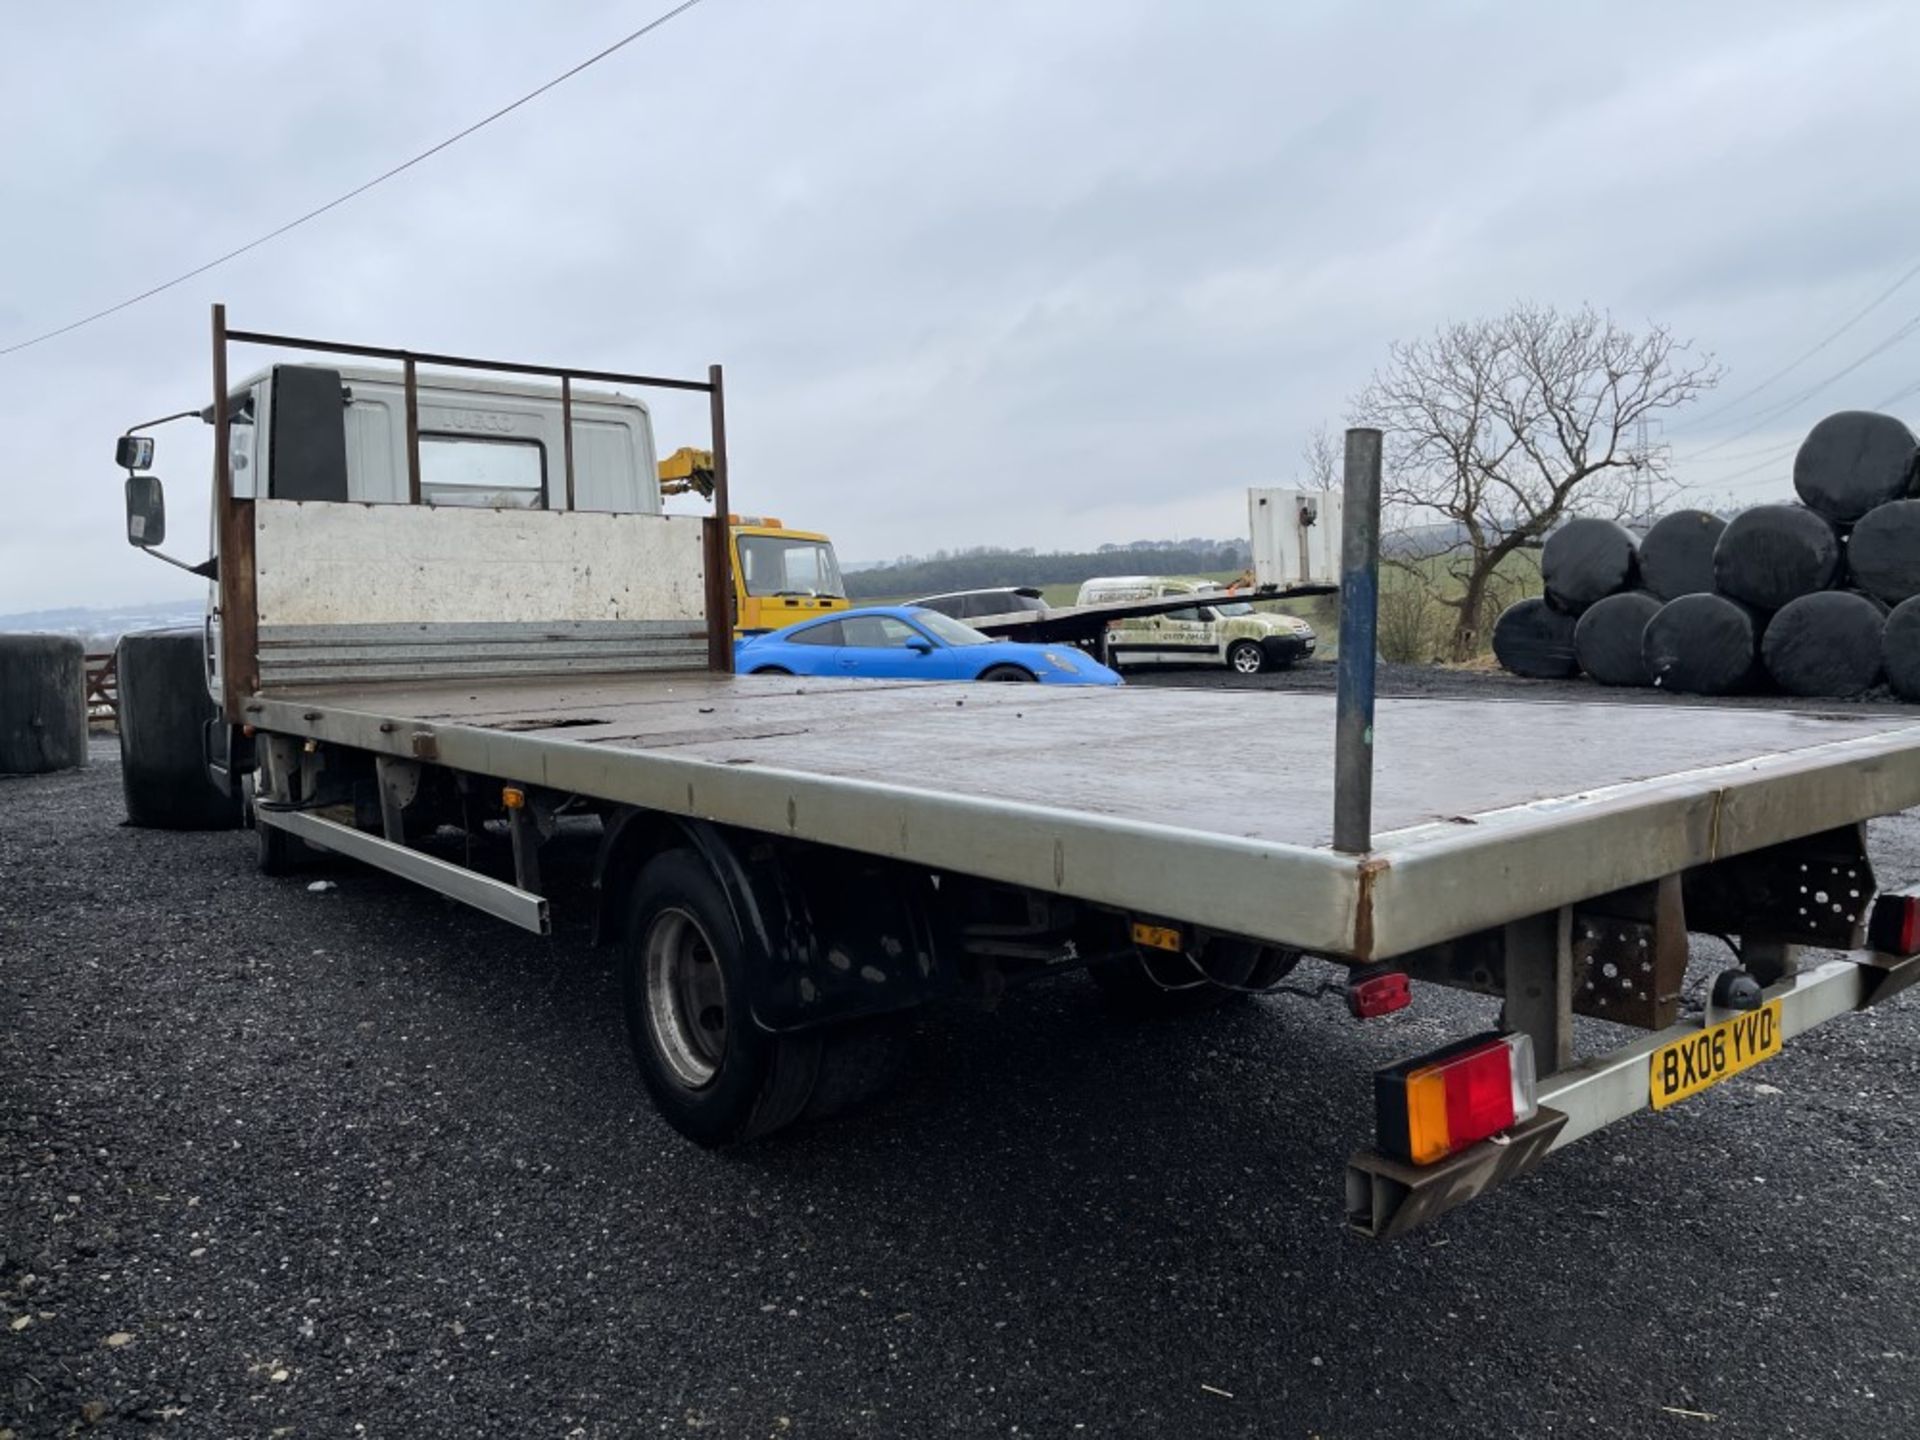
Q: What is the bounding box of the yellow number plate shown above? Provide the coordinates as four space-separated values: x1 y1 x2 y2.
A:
1649 999 1783 1111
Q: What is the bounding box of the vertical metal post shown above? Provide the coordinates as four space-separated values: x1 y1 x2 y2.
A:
560 375 576 511
706 363 735 673
1333 427 1382 854
403 357 422 505
212 303 259 718
1505 907 1575 1074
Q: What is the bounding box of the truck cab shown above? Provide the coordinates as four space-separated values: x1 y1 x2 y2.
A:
730 517 848 634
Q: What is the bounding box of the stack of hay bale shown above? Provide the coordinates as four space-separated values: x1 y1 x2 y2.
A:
1491 409 1920 699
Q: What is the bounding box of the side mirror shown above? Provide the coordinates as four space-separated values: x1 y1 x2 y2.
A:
907 639 934 654
116 434 155 470
125 474 166 548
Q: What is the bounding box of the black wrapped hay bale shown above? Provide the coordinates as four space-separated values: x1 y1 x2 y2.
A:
1884 597 1920 702
1840 499 1920 607
117 630 243 829
1643 594 1766 695
1760 591 1885 697
1541 518 1639 613
1572 590 1661 686
1711 504 1840 611
1639 509 1726 601
1491 596 1578 678
0 633 87 774
1793 410 1919 522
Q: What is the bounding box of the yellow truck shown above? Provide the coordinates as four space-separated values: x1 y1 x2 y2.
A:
659 447 849 635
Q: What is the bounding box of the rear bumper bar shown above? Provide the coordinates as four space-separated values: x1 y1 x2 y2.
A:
1346 948 1920 1239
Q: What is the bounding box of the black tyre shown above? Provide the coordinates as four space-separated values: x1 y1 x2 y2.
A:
1088 935 1265 1018
622 849 827 1145
802 1016 912 1121
978 665 1037 682
750 666 793 676
116 631 241 829
0 633 86 775
1245 945 1302 988
1227 640 1266 676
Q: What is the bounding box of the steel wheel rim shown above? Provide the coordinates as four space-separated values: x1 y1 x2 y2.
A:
644 906 728 1088
1232 645 1261 673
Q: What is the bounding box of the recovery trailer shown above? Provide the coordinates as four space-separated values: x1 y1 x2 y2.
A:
112 308 1920 1237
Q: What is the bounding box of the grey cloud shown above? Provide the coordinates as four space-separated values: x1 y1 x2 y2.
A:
3 0 1917 611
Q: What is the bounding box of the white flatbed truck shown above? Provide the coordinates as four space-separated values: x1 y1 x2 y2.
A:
111 308 1920 1238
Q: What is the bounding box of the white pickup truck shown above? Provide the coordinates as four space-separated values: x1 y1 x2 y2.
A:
109 307 1920 1239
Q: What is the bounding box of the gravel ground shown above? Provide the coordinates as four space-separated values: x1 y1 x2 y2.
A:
5 736 1920 1438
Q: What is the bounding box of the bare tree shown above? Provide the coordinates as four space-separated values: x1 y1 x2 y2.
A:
1351 303 1718 661
1300 423 1339 491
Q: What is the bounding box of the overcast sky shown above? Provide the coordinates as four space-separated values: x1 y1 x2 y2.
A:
3 0 1918 614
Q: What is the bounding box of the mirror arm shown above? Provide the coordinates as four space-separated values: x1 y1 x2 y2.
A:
137 548 219 579
122 408 205 443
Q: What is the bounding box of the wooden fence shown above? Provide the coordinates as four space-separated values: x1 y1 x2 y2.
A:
84 651 118 726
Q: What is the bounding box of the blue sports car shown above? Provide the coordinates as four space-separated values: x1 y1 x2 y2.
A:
736 606 1122 686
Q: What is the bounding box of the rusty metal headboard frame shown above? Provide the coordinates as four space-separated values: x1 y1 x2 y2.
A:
209 303 733 715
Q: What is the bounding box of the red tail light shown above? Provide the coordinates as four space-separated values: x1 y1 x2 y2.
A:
1347 968 1412 1019
1375 1033 1538 1165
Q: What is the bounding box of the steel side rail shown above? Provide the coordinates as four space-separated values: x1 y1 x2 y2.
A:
1346 949 1920 1239
255 808 550 935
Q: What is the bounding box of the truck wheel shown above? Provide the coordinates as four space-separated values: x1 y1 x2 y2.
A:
1227 640 1266 676
978 665 1037 682
117 631 242 830
1088 936 1265 1018
623 849 825 1145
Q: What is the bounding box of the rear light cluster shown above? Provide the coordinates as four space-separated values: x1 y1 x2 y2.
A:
1375 1032 1537 1166
1868 892 1920 957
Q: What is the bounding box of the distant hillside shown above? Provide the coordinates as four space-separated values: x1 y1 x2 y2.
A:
0 600 202 646
847 540 1251 599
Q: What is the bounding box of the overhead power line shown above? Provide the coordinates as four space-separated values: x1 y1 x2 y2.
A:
0 0 712 358
1674 254 1920 433
1682 311 1920 461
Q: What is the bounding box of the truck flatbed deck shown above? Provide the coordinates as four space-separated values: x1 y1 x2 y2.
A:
250 676 1920 961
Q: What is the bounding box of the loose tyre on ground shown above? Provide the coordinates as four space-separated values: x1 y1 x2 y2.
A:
1793 410 1919 522
1638 510 1726 601
1841 500 1920 607
1643 594 1768 695
1491 597 1579 678
1572 591 1661 687
1760 591 1885 698
0 633 87 775
1541 518 1639 613
1711 505 1841 612
117 630 242 829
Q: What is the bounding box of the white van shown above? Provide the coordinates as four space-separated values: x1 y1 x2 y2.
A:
1076 575 1316 675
